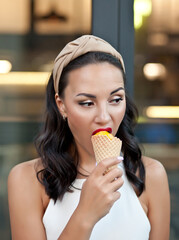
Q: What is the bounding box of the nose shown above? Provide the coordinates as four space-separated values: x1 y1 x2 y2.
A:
94 103 111 125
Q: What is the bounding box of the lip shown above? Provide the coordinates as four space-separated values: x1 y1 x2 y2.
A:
92 127 112 135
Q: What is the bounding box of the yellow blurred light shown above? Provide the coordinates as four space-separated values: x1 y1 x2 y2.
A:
0 72 50 85
143 63 166 80
146 106 179 118
0 60 12 73
134 0 152 29
134 15 143 29
134 0 152 16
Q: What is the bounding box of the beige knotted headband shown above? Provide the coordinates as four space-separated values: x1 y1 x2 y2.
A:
53 35 125 93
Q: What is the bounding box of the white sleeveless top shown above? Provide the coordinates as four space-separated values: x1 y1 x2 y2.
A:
43 163 151 240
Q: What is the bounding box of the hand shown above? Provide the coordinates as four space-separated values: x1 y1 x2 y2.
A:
76 157 124 228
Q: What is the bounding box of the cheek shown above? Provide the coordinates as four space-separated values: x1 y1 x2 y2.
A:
113 101 126 128
66 107 89 136
117 101 126 118
121 102 126 119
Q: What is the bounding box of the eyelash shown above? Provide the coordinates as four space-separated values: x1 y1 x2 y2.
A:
109 97 123 104
79 101 94 107
78 97 123 107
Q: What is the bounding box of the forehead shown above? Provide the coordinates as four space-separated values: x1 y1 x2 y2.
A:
65 62 124 94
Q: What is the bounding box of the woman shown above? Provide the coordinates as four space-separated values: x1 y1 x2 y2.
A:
8 35 170 240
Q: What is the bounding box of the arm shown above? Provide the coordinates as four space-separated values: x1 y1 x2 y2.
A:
144 157 170 240
58 157 123 240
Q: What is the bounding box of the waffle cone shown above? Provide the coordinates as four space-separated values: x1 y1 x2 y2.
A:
91 135 122 170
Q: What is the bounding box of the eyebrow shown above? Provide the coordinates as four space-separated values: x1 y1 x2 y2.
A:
76 87 124 98
110 87 124 95
76 93 96 98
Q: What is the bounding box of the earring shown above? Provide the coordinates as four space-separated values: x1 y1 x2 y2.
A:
63 115 66 121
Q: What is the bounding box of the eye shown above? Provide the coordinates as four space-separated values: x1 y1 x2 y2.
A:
109 96 123 105
78 100 94 107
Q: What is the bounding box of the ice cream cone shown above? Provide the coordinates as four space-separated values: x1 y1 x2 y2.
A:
91 133 122 171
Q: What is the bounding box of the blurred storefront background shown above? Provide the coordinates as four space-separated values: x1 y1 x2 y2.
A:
0 0 178 239
134 1 179 239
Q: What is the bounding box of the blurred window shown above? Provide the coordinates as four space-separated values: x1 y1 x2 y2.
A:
134 0 179 144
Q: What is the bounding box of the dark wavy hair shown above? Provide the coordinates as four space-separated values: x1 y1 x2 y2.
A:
35 52 145 202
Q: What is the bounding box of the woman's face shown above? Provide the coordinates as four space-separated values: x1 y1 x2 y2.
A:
56 62 126 159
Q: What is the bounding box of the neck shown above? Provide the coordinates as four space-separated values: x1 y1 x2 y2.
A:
75 142 96 177
78 156 96 177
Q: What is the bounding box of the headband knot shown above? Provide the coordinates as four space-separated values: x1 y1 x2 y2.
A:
53 35 125 93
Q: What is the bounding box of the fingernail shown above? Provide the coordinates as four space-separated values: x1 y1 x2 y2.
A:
117 156 124 161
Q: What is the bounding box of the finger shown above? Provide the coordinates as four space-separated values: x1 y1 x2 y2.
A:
111 177 124 192
112 191 121 202
104 167 123 182
95 157 123 176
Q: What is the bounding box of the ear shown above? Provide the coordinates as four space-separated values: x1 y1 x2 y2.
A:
55 93 67 118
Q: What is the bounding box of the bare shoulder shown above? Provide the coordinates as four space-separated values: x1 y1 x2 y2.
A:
142 155 164 168
8 158 45 205
8 158 48 209
142 156 170 240
8 159 48 239
8 158 43 189
141 155 169 198
142 156 167 181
